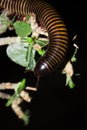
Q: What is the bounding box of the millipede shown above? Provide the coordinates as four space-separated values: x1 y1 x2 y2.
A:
0 0 69 78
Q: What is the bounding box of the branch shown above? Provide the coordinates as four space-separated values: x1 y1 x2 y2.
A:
0 36 21 46
0 81 37 125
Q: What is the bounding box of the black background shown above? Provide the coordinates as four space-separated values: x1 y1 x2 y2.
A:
0 0 87 129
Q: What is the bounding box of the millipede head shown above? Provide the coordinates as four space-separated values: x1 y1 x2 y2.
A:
34 59 51 77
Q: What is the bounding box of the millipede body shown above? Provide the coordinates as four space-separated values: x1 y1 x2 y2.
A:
0 0 69 77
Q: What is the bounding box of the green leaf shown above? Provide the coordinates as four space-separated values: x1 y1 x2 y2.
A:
22 110 30 125
71 57 77 62
6 42 36 71
71 47 78 62
36 39 48 48
66 76 75 89
13 21 32 37
26 43 36 71
37 49 45 56
0 13 11 34
5 93 16 107
6 43 30 67
17 78 26 94
5 78 26 107
69 79 75 89
27 37 33 43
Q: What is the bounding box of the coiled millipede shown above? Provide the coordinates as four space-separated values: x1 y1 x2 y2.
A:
0 0 69 78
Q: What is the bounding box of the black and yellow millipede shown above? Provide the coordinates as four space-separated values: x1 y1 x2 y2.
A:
0 0 69 77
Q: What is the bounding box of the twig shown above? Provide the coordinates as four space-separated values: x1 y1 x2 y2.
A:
20 90 31 102
0 81 37 124
0 37 21 46
11 97 24 119
0 92 11 99
27 13 48 38
25 86 37 91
